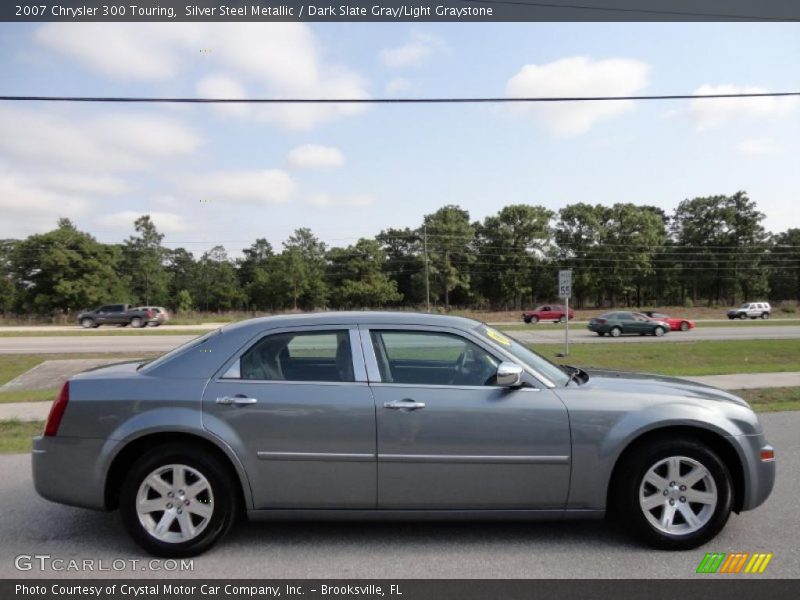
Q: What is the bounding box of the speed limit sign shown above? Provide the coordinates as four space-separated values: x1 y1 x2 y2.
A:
558 270 572 299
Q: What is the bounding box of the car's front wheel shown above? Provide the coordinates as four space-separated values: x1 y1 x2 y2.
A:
559 315 568 323
615 439 732 550
680 321 690 331
761 312 769 320
120 444 239 557
654 326 666 337
80 318 95 329
609 327 622 337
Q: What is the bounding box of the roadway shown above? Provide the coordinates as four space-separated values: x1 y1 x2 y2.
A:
1 326 799 354
0 411 796 578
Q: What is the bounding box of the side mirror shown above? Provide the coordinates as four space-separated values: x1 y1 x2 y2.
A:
496 361 523 388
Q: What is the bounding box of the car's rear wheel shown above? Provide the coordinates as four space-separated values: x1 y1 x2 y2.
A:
610 327 621 338
130 317 144 328
559 315 567 323
761 312 769 320
120 445 239 557
680 321 690 331
614 439 732 550
654 326 666 337
80 318 95 329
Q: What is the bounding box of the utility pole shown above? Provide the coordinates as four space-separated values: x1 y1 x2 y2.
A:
423 223 430 312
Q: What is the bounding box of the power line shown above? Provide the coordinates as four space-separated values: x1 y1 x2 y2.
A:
1 91 799 104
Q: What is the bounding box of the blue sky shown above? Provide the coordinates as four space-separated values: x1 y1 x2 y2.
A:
0 22 798 255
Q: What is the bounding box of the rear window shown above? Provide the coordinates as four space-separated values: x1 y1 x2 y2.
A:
138 329 222 372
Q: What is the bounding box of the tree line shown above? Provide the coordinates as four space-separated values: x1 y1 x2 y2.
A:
1 191 798 316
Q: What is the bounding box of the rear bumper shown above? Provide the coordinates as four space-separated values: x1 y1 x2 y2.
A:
32 435 108 510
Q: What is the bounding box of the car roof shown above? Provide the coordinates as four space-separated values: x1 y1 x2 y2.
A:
221 311 482 335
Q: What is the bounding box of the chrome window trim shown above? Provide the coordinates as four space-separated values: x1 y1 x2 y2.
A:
367 382 541 392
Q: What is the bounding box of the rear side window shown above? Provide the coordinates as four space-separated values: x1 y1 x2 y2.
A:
237 330 354 383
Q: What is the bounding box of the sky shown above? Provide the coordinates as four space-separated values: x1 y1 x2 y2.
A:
0 22 798 256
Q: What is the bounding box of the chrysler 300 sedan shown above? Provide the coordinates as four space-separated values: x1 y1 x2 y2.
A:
32 312 775 557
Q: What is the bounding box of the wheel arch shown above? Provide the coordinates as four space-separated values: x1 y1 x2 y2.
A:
605 425 745 516
104 431 252 512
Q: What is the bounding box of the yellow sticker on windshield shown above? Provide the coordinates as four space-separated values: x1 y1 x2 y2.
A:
485 327 512 347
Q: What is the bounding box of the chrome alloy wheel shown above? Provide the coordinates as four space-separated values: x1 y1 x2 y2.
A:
136 464 214 543
638 456 718 535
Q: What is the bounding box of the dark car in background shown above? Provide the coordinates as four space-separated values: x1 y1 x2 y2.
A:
522 304 575 323
77 304 156 329
588 311 670 337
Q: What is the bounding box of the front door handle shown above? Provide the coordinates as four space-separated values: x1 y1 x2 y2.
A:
384 399 426 410
216 395 258 406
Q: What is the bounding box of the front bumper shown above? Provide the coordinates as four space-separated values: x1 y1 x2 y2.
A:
732 432 776 511
32 435 108 510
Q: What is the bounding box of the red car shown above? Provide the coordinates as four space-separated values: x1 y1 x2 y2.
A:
522 304 575 324
644 311 695 332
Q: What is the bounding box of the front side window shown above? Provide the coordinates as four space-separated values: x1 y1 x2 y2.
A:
237 330 354 383
474 325 569 387
370 330 500 386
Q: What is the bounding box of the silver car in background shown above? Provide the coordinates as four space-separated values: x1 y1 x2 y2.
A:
32 312 775 557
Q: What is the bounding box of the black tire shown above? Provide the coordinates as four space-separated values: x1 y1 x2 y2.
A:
523 317 532 324
610 327 621 338
727 316 735 320
739 313 747 320
680 321 690 332
653 326 666 337
80 318 95 329
558 315 568 324
613 438 732 550
598 332 605 337
130 317 144 328
761 312 769 320
530 315 539 324
120 444 239 557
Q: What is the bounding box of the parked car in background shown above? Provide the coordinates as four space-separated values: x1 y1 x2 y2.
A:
588 311 670 337
133 306 170 327
644 312 696 332
727 302 771 320
522 304 575 323
77 304 156 329
33 312 775 557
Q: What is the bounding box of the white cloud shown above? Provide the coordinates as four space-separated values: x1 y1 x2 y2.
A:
735 137 780 156
0 106 201 172
38 173 130 196
287 144 345 169
690 84 799 130
385 77 412 94
94 211 192 234
0 171 91 237
505 56 650 136
36 23 371 130
308 192 373 208
177 169 295 205
380 33 448 68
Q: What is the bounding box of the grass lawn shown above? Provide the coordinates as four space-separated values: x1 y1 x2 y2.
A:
0 420 43 454
736 387 800 413
0 328 209 338
534 339 800 376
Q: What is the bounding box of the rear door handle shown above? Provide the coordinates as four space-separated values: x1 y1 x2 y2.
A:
216 395 258 406
383 399 426 410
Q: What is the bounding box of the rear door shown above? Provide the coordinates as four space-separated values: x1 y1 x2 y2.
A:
364 325 571 510
202 325 377 509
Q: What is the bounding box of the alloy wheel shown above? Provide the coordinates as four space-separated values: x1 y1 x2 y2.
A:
136 464 215 544
638 455 717 536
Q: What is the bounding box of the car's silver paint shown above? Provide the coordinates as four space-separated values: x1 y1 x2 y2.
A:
32 311 775 521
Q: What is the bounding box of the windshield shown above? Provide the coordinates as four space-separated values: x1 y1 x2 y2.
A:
474 324 570 387
138 329 221 372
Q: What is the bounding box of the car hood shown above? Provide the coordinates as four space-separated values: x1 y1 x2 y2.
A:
581 368 749 407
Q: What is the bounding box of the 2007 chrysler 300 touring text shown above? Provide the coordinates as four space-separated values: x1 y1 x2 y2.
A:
32 312 775 557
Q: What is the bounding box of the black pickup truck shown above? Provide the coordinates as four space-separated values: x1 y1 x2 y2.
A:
76 304 155 328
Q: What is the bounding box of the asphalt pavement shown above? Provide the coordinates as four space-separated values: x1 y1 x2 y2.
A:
1 325 799 354
0 412 797 579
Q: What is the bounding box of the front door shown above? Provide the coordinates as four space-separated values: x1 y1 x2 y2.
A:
202 326 377 509
365 327 571 510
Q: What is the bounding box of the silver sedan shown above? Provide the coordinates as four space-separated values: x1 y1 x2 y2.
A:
32 312 775 556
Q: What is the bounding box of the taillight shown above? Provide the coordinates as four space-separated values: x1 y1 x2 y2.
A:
760 446 775 462
44 382 69 437
596 318 607 325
